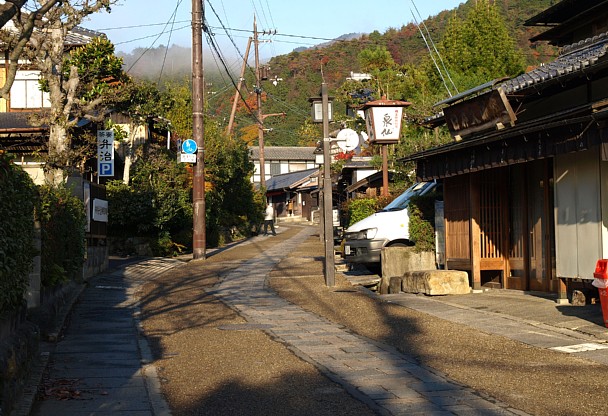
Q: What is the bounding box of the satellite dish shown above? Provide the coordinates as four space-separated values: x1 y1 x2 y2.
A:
336 128 359 151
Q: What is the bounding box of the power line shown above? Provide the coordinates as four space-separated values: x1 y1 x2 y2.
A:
94 21 190 31
112 25 188 47
203 19 262 126
97 20 345 46
157 0 183 85
411 0 458 95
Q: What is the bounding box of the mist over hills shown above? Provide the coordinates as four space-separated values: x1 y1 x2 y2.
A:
119 32 366 82
119 45 193 82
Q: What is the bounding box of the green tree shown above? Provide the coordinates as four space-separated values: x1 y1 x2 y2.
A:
129 144 193 255
107 78 264 252
112 79 173 184
358 46 396 73
162 79 194 143
296 120 322 147
205 119 263 246
357 46 410 101
434 0 526 92
25 10 125 180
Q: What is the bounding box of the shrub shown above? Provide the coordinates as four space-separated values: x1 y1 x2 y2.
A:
0 153 37 313
107 145 193 256
106 179 155 238
343 194 395 227
38 184 86 287
408 194 438 252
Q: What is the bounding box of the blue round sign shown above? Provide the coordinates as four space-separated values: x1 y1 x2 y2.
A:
182 139 198 154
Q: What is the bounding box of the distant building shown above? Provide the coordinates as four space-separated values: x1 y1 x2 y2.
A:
265 168 319 222
346 72 372 81
249 146 317 186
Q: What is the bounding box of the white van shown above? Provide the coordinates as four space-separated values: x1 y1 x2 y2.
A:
343 181 441 271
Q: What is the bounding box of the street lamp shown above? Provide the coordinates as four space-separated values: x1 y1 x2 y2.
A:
309 84 335 287
361 98 411 196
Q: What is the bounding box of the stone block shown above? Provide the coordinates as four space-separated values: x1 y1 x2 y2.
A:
388 276 403 294
379 278 390 295
380 247 436 294
401 270 470 295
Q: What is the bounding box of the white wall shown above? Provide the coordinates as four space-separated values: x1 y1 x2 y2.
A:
554 149 602 279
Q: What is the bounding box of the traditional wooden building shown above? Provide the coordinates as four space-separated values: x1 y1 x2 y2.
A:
265 168 319 221
404 0 608 301
248 146 317 187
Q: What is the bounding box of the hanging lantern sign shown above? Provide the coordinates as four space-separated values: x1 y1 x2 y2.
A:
362 99 411 145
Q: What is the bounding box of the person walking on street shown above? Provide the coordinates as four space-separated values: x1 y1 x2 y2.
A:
263 203 277 236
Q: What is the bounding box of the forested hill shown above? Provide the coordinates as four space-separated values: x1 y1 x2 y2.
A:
216 0 558 146
268 0 555 78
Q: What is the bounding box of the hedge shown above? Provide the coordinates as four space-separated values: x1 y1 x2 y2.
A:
0 153 37 313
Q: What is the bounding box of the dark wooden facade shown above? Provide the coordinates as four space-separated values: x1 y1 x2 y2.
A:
442 162 556 292
405 0 608 297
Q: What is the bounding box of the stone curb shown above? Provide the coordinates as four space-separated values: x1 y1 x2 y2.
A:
10 352 48 416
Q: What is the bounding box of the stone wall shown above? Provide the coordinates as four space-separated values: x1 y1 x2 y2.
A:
0 310 39 415
84 244 109 280
379 246 437 294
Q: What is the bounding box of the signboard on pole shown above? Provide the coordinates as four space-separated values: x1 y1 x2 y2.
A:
182 139 197 154
180 153 197 163
97 130 114 177
92 198 108 222
179 138 198 163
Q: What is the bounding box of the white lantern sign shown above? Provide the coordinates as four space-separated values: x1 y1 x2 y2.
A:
362 99 411 145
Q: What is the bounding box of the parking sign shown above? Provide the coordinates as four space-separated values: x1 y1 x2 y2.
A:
97 130 114 177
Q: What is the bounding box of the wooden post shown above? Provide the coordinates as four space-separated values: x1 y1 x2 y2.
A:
382 144 389 196
226 37 252 136
254 16 266 188
470 173 482 291
321 82 335 287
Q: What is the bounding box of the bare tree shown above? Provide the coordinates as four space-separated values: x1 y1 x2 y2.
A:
2 1 118 181
0 0 29 29
0 0 62 98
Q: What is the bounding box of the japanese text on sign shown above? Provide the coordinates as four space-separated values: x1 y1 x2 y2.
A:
97 130 114 177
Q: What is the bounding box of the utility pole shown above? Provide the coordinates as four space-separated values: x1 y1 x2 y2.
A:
192 0 206 260
253 15 266 188
321 82 335 287
226 37 252 136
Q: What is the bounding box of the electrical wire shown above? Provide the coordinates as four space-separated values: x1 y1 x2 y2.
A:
203 18 262 126
411 0 458 95
112 25 188 48
157 0 183 85
206 1 248 67
410 9 454 97
125 10 186 73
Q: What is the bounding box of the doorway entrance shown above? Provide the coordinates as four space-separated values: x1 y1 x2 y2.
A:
507 160 555 291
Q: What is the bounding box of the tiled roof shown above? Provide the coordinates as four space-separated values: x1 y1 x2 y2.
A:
1 18 102 48
524 0 598 26
266 168 318 191
65 26 105 46
0 112 48 131
249 146 316 161
342 157 375 169
502 32 608 93
0 112 48 153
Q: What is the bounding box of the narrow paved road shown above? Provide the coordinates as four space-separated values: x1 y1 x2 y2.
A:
203 227 526 415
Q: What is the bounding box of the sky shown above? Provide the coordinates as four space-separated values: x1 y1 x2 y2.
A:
85 0 465 61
